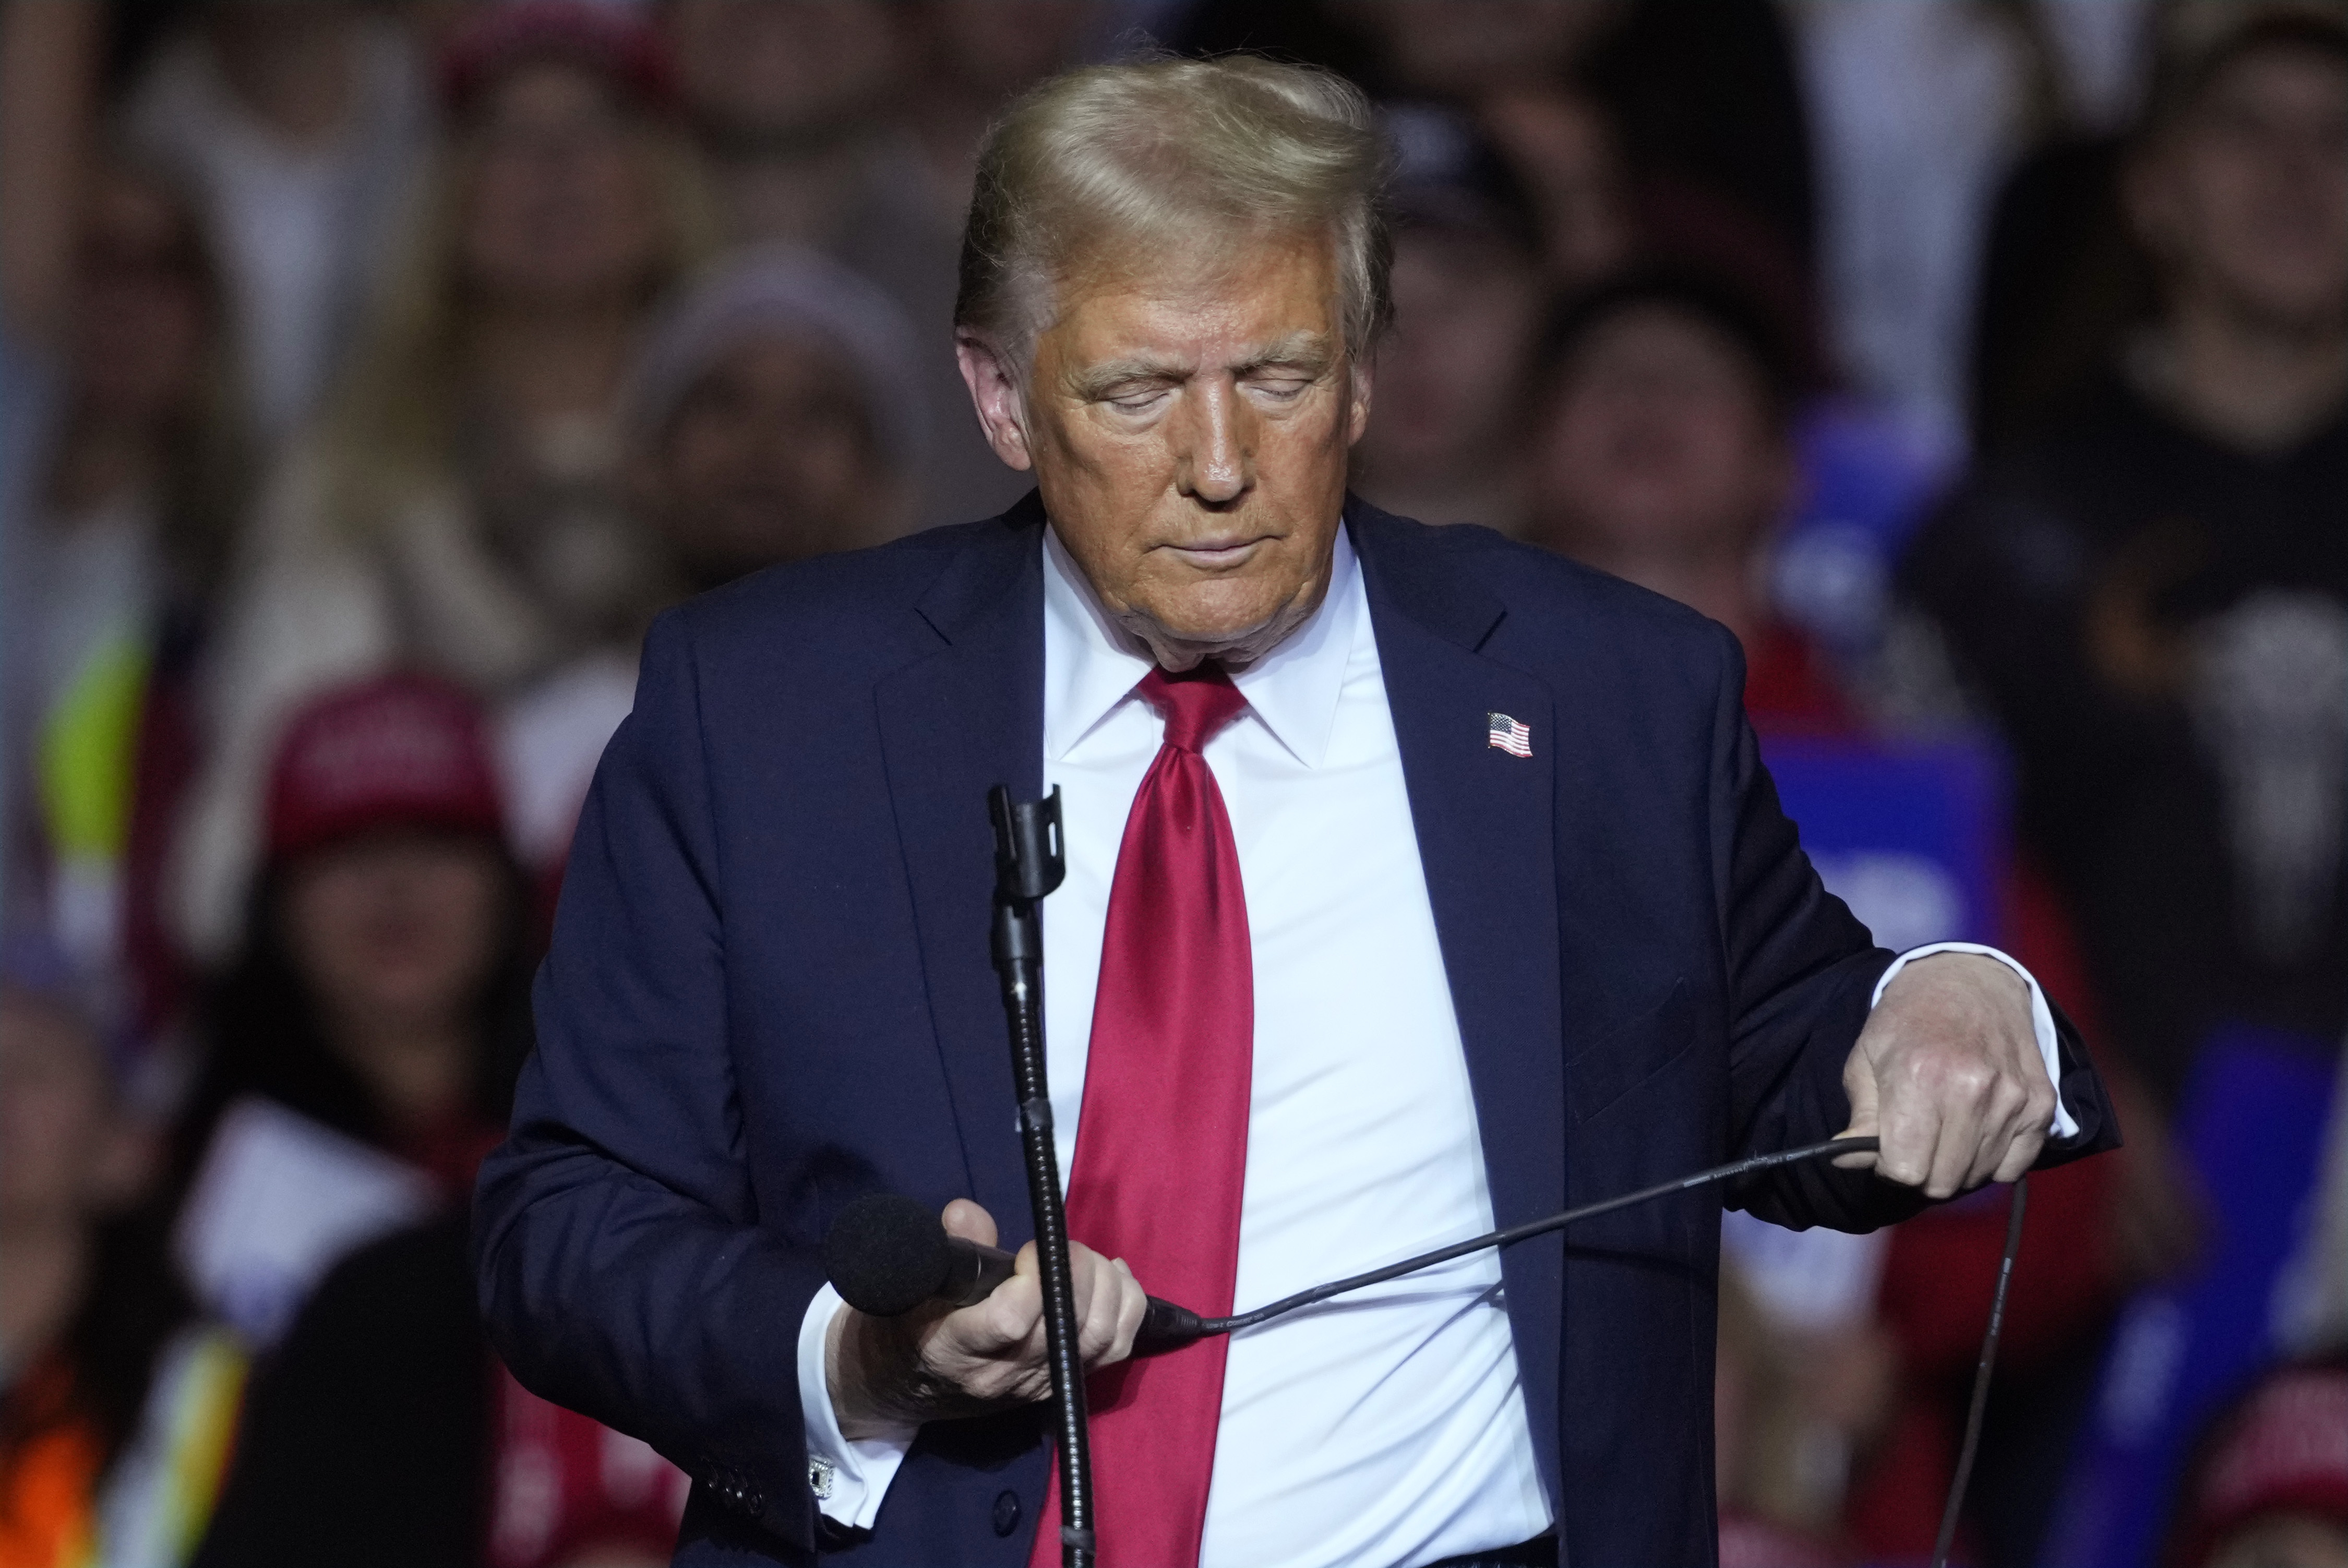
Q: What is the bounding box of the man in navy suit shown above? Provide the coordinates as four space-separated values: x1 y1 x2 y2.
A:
475 55 2116 1568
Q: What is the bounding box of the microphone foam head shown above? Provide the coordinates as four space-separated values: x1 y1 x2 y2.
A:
824 1192 954 1318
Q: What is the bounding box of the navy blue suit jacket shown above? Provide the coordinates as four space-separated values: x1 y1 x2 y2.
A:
474 496 2116 1566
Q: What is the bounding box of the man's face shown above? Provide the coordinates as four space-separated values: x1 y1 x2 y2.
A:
646 335 897 587
2132 48 2348 330
962 232 1369 669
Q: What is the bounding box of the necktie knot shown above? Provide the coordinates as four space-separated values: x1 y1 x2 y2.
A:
1139 664 1248 754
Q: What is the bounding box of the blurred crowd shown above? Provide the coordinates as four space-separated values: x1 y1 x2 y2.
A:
0 2 2344 1566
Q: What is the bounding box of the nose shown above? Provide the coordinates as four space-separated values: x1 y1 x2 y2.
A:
1173 378 1252 507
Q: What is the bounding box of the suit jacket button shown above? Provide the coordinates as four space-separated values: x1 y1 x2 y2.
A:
993 1490 1022 1537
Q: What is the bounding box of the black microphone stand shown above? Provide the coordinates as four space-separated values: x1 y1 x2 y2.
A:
987 785 1093 1568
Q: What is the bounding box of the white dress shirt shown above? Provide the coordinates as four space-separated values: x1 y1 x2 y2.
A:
796 524 2073 1563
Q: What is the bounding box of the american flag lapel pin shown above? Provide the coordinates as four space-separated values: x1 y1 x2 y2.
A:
1486 711 1532 758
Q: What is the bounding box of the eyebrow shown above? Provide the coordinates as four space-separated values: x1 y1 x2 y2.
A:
1069 331 1337 401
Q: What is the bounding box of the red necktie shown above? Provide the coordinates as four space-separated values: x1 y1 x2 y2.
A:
1029 663 1253 1568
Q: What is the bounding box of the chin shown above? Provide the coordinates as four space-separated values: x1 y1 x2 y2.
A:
1140 598 1309 668
1153 584 1289 638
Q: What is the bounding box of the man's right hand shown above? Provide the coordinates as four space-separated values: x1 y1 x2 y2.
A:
825 1199 1147 1441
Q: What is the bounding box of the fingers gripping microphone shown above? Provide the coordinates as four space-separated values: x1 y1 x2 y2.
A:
822 1193 1206 1346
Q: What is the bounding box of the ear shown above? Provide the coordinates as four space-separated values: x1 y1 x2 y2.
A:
1345 355 1375 447
956 331 1034 472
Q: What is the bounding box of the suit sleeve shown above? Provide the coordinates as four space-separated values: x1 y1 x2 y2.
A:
473 610 824 1550
1700 623 2119 1231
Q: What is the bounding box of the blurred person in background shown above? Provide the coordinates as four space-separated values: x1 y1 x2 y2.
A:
897 0 1106 225
1361 7 1825 400
500 242 930 889
0 0 100 735
2164 1355 2348 1568
1907 8 2348 1114
1368 0 1817 272
1521 271 1848 732
1182 0 1815 291
1336 0 1640 297
0 941 242 1568
624 245 924 588
174 0 714 966
194 1209 690 1568
1476 81 1636 295
660 0 1032 531
1331 0 1624 100
121 0 430 444
1792 0 2158 463
1 4 250 1042
3 155 250 1038
662 0 905 250
184 674 687 1568
1351 104 1548 534
176 674 531 1198
1526 269 2179 1564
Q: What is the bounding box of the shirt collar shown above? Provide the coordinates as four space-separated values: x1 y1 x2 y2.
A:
1041 522 1362 769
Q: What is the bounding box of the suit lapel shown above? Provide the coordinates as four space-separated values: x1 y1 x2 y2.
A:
875 502 1048 1239
1352 501 1568 1498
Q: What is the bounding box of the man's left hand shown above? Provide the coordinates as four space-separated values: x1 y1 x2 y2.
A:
1834 953 2057 1199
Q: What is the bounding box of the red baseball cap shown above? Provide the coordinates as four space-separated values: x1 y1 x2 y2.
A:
440 0 677 118
2176 1364 2348 1567
266 674 507 863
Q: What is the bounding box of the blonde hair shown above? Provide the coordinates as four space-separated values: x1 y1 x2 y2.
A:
955 54 1393 368
318 98 717 536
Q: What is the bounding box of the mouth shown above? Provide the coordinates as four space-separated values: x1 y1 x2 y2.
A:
1158 535 1273 569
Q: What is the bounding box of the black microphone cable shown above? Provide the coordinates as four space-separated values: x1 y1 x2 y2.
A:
1198 1135 1881 1336
1189 1134 2026 1568
1931 1172 2027 1568
824 1135 2029 1568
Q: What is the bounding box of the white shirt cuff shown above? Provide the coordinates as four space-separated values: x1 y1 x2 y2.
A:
1870 942 2080 1141
796 1283 917 1530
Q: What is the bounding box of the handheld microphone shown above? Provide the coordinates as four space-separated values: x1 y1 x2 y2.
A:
822 1192 1205 1347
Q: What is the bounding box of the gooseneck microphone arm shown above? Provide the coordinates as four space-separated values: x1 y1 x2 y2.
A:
986 785 1093 1568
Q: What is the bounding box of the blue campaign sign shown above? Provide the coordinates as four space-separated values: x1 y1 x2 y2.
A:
2039 1027 2342 1568
1759 734 2008 951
